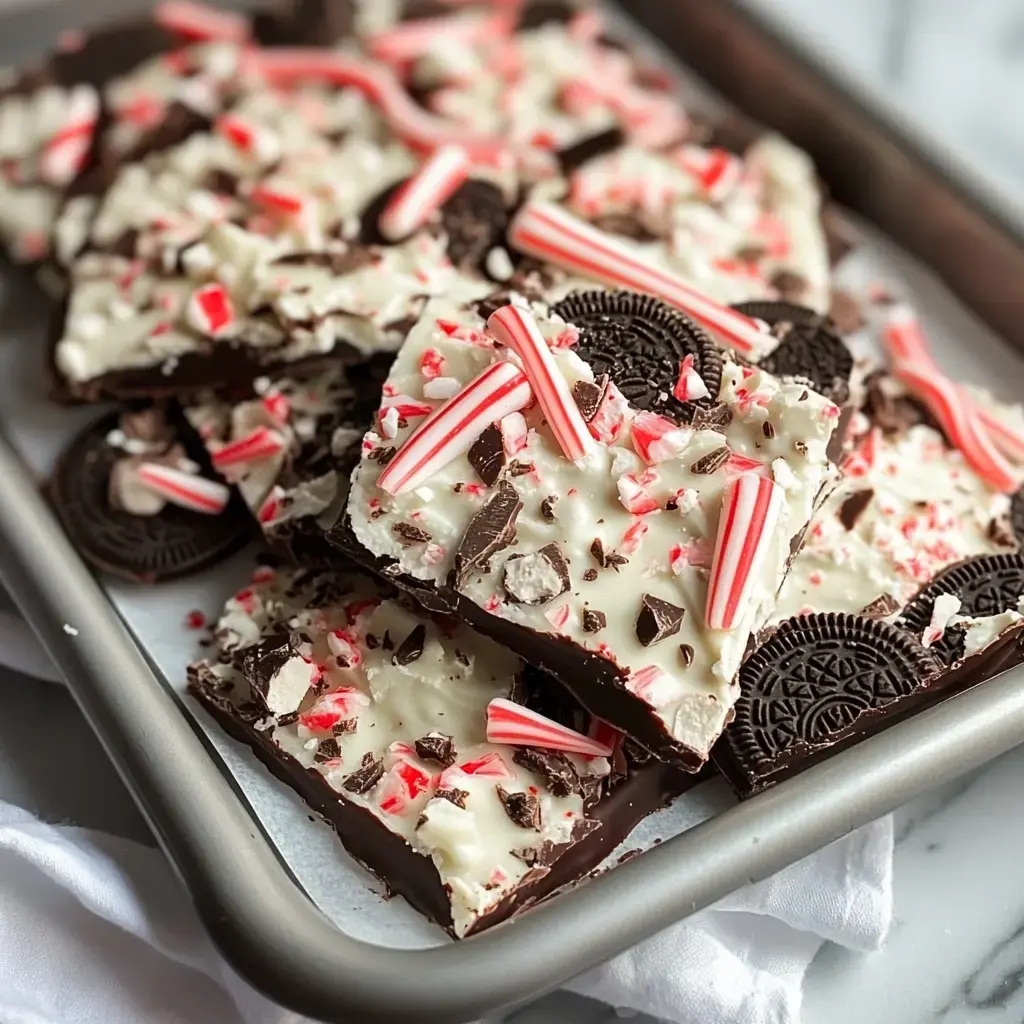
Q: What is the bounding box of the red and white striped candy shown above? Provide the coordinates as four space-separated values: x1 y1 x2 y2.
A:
677 146 743 202
486 698 613 757
724 453 769 481
673 355 710 403
617 469 660 515
450 751 514 780
136 463 230 515
377 360 532 495
378 145 470 242
588 381 629 445
893 364 1018 493
257 486 284 524
249 184 307 219
624 665 679 709
508 200 772 358
500 411 528 456
186 283 235 336
630 411 690 464
262 392 291 424
379 760 436 815
706 473 783 630
215 114 276 163
487 304 594 462
379 393 436 419
154 0 249 42
298 688 371 732
250 50 506 159
975 408 1024 464
211 427 286 471
38 85 98 186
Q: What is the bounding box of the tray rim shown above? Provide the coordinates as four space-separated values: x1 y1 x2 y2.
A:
2 2 1024 1022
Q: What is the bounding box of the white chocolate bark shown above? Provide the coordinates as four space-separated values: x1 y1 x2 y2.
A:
347 295 839 760
193 567 613 937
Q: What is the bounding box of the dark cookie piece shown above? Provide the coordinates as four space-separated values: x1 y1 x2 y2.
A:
49 411 251 583
1010 488 1024 546
551 290 722 424
441 180 510 276
467 423 505 485
733 300 853 404
898 553 1024 667
716 613 937 796
557 127 626 174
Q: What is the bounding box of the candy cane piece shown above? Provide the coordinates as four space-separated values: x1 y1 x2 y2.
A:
974 407 1024 464
487 304 594 462
893 364 1018 493
186 283 235 336
706 474 783 630
508 200 771 358
250 50 506 159
379 145 470 242
377 361 532 495
38 85 98 186
673 354 710 403
486 698 613 757
211 427 286 471
136 464 230 515
154 0 249 42
299 688 372 732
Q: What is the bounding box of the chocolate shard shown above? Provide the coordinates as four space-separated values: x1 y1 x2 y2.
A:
314 738 341 763
692 405 734 432
590 537 606 567
393 521 432 545
414 733 457 767
572 374 609 422
342 752 385 794
690 445 731 475
502 543 571 605
496 786 543 830
452 480 523 589
540 495 558 522
679 643 695 667
241 633 312 717
838 489 874 531
467 423 505 486
582 608 607 633
434 786 469 809
635 594 685 647
512 747 580 798
393 624 427 666
582 568 599 582
861 595 901 619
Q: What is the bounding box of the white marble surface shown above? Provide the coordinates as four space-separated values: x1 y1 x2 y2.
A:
2 1 1023 1022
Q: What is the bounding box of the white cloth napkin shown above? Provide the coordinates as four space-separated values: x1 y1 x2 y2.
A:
0 621 894 1024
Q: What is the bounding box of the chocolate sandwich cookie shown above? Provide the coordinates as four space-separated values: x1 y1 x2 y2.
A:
898 553 1024 668
733 300 853 404
551 290 723 424
715 613 939 797
50 407 252 582
1009 488 1024 546
188 567 693 938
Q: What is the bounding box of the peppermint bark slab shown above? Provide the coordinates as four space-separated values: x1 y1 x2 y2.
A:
188 566 691 938
345 294 840 767
186 365 381 565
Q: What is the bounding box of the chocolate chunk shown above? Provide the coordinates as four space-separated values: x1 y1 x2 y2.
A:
582 568 599 582
241 634 313 717
496 786 542 830
467 423 505 486
899 553 1024 667
49 411 251 583
718 613 938 796
512 747 580 798
440 179 510 274
590 538 606 566
838 489 874 531
342 752 385 794
582 608 607 633
508 460 534 477
635 594 685 647
861 595 901 620
770 270 809 302
828 290 865 334
556 126 626 173
393 624 427 666
314 738 342 763
987 514 1016 548
502 543 571 605
679 643 694 667
552 291 721 424
691 405 734 432
333 719 358 736
605 552 629 570
540 495 558 522
414 733 457 767
571 376 607 422
690 445 731 475
368 445 397 465
452 480 523 589
434 786 469 809
734 300 854 404
392 522 432 545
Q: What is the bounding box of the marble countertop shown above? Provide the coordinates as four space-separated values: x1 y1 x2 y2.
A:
2 1 1023 1022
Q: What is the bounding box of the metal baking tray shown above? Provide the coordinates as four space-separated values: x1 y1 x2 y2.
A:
2 2 1024 1022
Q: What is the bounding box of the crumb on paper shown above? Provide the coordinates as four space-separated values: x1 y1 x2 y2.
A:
62 623 78 636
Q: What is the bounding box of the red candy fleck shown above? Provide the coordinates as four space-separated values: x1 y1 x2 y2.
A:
630 411 689 464
184 610 206 630
419 348 446 379
619 517 649 555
